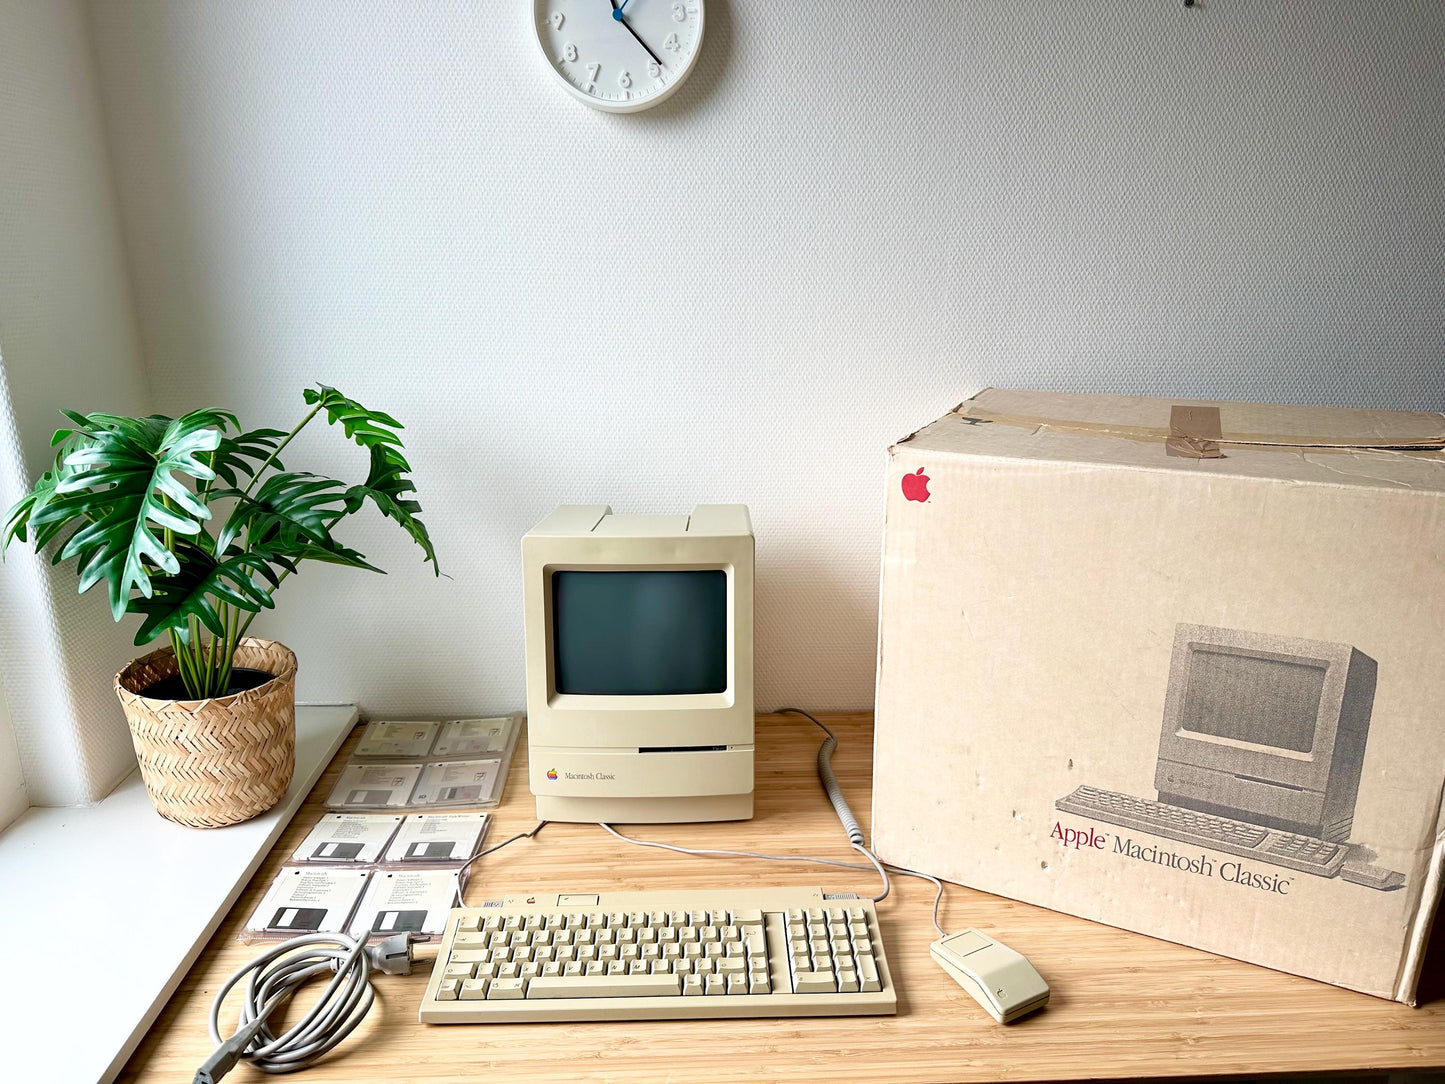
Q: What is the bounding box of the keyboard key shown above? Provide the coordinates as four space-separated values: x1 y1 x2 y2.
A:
793 971 837 994
487 979 527 1000
859 957 881 993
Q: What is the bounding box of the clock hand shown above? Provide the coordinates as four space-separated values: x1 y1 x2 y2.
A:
611 9 664 67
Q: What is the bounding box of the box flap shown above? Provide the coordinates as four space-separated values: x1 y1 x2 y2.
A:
949 389 1445 451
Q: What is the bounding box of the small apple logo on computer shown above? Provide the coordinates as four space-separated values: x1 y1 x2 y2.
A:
902 467 930 502
546 768 558 781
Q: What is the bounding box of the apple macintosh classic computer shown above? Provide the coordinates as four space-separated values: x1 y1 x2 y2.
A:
520 504 756 823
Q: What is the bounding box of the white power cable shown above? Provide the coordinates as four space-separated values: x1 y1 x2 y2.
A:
600 707 950 936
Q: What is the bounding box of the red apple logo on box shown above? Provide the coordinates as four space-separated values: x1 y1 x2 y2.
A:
901 467 930 502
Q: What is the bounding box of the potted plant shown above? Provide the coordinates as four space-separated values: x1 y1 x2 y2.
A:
2 385 438 827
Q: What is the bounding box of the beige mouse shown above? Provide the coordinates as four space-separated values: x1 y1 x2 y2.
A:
930 929 1049 1023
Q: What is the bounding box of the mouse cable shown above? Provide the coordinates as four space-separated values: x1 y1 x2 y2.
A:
598 708 947 935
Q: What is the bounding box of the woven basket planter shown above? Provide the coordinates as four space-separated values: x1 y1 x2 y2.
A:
115 637 298 828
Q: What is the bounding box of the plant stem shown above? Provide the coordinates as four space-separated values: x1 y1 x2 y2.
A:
235 568 292 642
220 602 239 691
170 627 197 693
238 402 323 503
231 453 350 650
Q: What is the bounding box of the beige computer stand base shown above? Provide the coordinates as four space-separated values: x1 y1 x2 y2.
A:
535 792 753 823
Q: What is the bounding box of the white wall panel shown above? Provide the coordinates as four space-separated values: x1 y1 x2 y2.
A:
86 1 1445 714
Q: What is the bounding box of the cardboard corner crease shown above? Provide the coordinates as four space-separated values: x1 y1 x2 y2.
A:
872 388 1445 1003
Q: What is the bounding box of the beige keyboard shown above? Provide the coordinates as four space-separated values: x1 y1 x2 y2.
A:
419 887 897 1022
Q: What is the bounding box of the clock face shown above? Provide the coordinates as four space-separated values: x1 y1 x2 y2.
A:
533 0 704 113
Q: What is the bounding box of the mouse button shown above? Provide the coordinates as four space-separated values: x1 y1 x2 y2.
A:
939 930 991 958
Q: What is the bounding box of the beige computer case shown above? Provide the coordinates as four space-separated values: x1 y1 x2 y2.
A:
522 505 754 824
872 389 1445 1003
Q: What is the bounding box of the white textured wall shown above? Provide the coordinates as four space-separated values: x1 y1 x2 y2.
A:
0 0 152 804
0 648 24 829
86 0 1445 715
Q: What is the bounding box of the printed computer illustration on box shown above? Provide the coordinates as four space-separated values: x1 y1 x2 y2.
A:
1056 623 1402 893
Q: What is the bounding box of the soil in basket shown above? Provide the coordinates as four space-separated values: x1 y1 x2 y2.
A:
140 668 275 700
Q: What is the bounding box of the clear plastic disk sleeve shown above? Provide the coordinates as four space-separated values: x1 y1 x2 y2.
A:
290 813 404 864
434 714 519 757
243 866 371 939
382 812 490 864
346 866 468 940
410 759 503 808
353 719 441 759
326 762 423 809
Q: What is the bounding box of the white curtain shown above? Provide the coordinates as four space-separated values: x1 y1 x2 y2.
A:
0 0 156 811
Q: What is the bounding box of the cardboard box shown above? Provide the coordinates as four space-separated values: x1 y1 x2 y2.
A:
872 388 1445 1002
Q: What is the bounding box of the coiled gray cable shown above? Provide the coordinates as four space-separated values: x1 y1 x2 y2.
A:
779 707 865 846
199 929 377 1080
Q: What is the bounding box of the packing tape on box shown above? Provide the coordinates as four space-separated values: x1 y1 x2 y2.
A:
953 404 1445 457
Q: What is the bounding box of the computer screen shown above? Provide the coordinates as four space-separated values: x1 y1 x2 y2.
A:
551 569 729 696
1178 646 1326 754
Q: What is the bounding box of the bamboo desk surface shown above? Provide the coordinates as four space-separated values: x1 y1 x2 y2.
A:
122 713 1445 1082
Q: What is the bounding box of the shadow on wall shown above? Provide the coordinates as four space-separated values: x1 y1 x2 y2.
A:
754 552 878 711
634 0 734 123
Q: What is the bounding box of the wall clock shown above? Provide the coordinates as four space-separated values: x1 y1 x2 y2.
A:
532 1 704 113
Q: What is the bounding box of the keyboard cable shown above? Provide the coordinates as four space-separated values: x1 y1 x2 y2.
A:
599 707 948 937
195 820 548 1083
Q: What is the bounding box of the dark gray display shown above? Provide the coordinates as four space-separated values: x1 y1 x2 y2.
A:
552 570 728 696
1178 647 1326 754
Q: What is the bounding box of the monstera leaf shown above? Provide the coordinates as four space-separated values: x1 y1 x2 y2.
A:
345 444 439 573
129 540 281 644
304 385 405 451
219 471 385 572
36 409 231 619
3 432 93 551
218 471 349 552
208 427 287 489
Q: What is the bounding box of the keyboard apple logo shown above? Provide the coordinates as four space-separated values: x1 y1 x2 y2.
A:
901 467 931 503
546 768 558 781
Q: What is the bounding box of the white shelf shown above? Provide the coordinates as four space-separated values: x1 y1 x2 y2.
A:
0 703 356 1083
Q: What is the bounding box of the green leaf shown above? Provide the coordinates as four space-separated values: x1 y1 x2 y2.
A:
303 385 406 452
216 471 349 554
129 540 277 645
43 409 231 620
291 538 384 573
344 444 440 574
209 427 286 488
3 433 90 553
